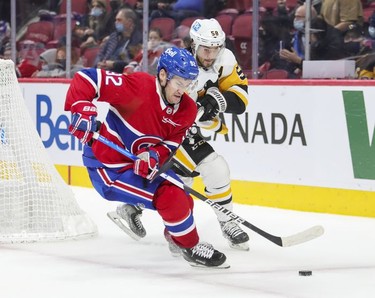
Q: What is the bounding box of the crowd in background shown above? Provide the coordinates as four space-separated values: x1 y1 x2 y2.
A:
1 0 375 79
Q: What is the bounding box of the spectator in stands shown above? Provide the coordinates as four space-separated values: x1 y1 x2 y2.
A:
148 0 205 25
260 4 318 78
343 23 372 57
58 22 89 49
258 14 295 77
123 28 173 75
32 46 83 78
364 11 375 49
279 16 345 76
96 8 142 73
0 20 10 58
319 0 364 32
81 0 114 46
16 40 42 78
355 53 375 79
1 42 11 59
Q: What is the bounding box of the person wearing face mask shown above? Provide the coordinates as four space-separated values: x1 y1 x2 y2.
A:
33 46 84 78
95 8 142 73
123 28 173 75
364 12 375 49
279 5 345 77
81 0 114 46
278 4 318 76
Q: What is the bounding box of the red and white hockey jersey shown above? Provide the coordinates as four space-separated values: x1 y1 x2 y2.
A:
65 68 197 168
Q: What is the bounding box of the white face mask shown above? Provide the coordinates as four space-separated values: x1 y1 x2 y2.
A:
91 7 104 17
369 26 375 38
293 19 304 31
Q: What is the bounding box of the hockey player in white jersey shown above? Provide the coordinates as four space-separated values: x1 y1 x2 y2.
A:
172 18 250 250
117 18 250 252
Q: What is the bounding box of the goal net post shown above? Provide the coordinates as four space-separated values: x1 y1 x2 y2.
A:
0 59 98 243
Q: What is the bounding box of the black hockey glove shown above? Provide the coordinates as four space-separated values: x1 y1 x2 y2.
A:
196 87 227 122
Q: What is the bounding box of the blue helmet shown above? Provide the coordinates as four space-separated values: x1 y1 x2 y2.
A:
157 47 199 81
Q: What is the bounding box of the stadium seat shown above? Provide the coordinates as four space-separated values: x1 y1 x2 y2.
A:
215 14 234 37
53 17 77 42
123 0 138 8
180 16 204 29
225 0 251 13
261 0 278 11
216 8 240 18
82 46 100 67
150 17 176 41
231 13 253 69
24 21 54 45
363 7 375 23
262 69 289 79
285 0 298 9
59 0 88 15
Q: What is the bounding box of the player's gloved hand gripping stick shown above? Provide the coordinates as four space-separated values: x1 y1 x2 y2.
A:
92 132 324 247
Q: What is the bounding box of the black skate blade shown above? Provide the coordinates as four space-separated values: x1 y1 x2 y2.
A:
107 211 142 241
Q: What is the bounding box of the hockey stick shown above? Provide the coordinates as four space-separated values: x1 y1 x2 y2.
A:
92 132 324 247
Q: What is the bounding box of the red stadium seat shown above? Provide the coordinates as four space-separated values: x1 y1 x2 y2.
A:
82 46 100 67
150 17 176 41
24 21 54 45
231 13 252 69
285 0 298 9
261 0 278 11
363 7 375 23
262 69 289 79
123 0 138 8
52 16 77 41
59 0 88 15
180 16 204 29
215 14 234 36
216 8 240 18
225 0 251 13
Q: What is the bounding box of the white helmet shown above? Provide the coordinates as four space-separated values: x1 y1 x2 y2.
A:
190 18 226 55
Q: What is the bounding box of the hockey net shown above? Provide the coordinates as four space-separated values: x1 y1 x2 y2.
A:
0 59 98 243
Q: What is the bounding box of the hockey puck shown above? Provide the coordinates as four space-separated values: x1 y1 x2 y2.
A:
299 270 312 276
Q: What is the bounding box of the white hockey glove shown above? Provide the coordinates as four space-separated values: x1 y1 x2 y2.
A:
196 87 227 122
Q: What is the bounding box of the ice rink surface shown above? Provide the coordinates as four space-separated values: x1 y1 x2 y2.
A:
2 186 375 298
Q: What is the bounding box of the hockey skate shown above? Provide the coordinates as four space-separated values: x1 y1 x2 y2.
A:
182 242 230 269
107 204 146 241
220 220 249 251
164 229 182 257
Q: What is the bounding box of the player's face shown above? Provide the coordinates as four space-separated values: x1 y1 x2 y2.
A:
165 76 193 104
196 45 222 68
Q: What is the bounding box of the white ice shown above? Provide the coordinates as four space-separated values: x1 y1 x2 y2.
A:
2 186 375 298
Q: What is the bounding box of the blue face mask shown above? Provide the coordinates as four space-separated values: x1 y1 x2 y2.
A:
369 26 375 39
115 23 124 33
90 7 103 17
293 19 304 32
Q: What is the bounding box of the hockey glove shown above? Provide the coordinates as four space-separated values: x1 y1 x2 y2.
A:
69 101 97 144
133 147 159 180
196 87 227 122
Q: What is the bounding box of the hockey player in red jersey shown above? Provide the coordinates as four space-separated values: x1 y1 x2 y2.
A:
121 19 250 252
65 47 229 269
